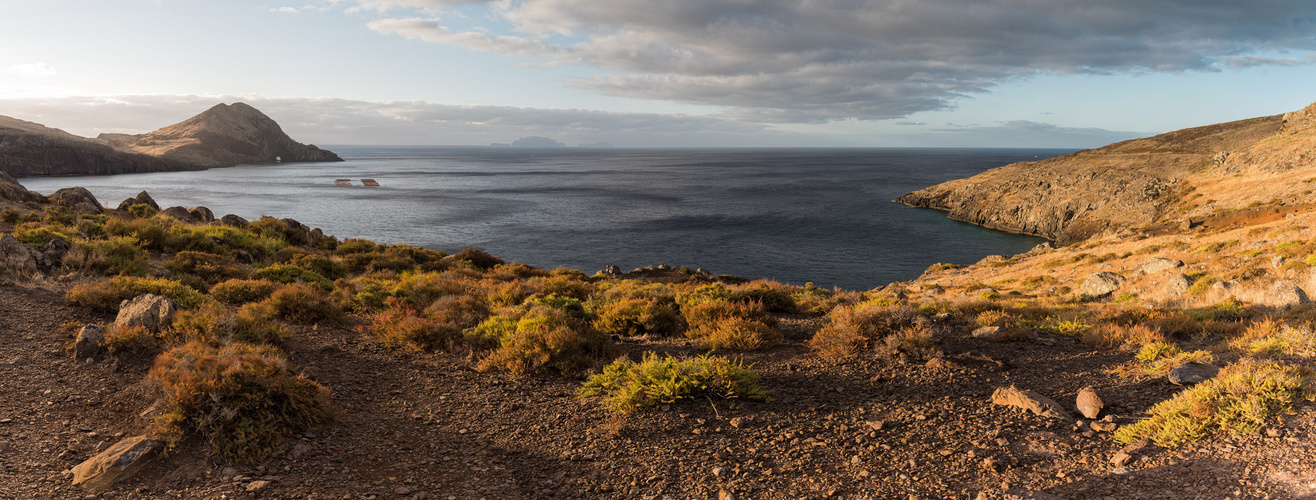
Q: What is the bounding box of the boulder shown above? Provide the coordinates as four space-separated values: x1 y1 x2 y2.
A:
0 233 40 277
51 187 103 214
0 172 44 204
1164 273 1191 296
971 325 1003 339
1138 258 1183 275
219 214 249 228
73 324 105 361
991 386 1069 420
160 206 195 222
1211 280 1240 297
70 435 162 492
1078 272 1125 298
1075 386 1103 419
116 190 160 211
1168 362 1220 386
1262 281 1310 309
39 236 70 270
114 294 178 333
187 206 215 222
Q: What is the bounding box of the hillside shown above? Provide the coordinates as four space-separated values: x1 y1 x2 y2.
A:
98 103 342 167
0 116 197 177
896 106 1314 244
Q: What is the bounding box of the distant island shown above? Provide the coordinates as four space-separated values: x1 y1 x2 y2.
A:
492 136 566 148
0 102 340 177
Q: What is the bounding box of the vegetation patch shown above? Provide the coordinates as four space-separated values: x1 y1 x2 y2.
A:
579 352 769 413
67 276 210 312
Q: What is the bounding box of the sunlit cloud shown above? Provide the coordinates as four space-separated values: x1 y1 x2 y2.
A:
7 63 57 77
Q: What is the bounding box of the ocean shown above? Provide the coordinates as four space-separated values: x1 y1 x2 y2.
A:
19 147 1070 290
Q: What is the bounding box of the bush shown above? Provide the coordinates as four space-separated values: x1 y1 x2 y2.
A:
1113 341 1215 378
529 274 596 301
1114 359 1316 447
810 303 919 358
14 225 73 246
150 341 337 462
128 203 158 218
248 216 309 246
62 236 148 276
171 302 291 346
0 207 20 224
366 298 457 350
166 251 248 284
67 276 210 312
250 263 332 291
1081 323 1166 350
1229 318 1316 358
249 284 341 325
476 305 614 376
730 280 798 313
579 352 769 413
592 297 683 337
210 279 280 305
695 317 781 351
446 247 505 270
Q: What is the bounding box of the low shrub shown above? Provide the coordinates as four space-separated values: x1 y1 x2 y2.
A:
14 225 73 246
249 284 341 325
592 297 683 337
529 274 596 301
1114 359 1316 447
150 341 337 462
810 303 920 359
366 298 457 350
730 280 798 313
1229 318 1316 358
166 251 248 284
476 305 614 376
446 247 505 270
171 302 291 346
579 352 770 413
250 263 333 291
67 276 210 312
62 236 148 276
210 279 280 305
1114 341 1215 378
1081 323 1166 350
695 317 781 351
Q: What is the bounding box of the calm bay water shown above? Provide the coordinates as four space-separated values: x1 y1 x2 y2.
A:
19 147 1070 290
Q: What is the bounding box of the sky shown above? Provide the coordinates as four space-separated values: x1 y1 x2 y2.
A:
1 0 1315 148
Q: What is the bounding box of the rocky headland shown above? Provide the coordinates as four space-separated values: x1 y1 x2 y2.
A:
0 102 340 177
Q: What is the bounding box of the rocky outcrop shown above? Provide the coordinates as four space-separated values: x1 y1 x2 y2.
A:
51 187 103 214
0 115 198 177
1078 272 1126 298
114 294 178 333
898 114 1285 243
116 191 160 212
1138 258 1183 275
1262 281 1310 309
0 172 44 203
99 103 342 167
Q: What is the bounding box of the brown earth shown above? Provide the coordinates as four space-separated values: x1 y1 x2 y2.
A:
3 277 1315 499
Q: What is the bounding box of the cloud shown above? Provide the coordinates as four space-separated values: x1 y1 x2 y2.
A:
0 94 785 147
270 7 300 13
354 0 1316 123
911 120 1146 148
7 63 57 77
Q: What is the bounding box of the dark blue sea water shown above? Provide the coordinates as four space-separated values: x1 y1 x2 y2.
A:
19 147 1070 290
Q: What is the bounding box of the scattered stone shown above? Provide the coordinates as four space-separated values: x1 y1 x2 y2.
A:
1078 272 1126 298
1089 421 1118 432
1266 427 1284 438
1075 386 1103 420
712 467 725 477
1273 255 1286 269
729 417 745 429
70 435 162 492
1168 362 1220 386
924 357 965 371
393 486 413 495
247 480 272 493
117 191 160 211
992 386 1069 421
114 294 178 333
1211 280 1240 297
73 324 106 361
221 467 239 478
864 419 885 431
161 206 195 222
976 490 1070 500
1138 258 1183 275
220 214 249 228
52 187 103 214
719 490 737 500
1164 273 1191 296
188 206 215 222
971 325 1002 339
1262 281 1310 309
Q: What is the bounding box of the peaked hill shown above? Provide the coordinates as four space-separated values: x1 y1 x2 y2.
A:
98 102 342 167
897 104 1316 244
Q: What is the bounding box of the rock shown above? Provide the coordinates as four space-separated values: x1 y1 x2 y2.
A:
925 357 965 371
0 233 40 277
1075 386 1103 419
51 187 103 214
1089 421 1118 432
1272 255 1286 269
0 172 44 203
1138 257 1183 275
1111 439 1149 467
971 325 1002 339
161 206 195 222
992 386 1069 420
114 294 178 333
1078 272 1126 298
1211 280 1240 297
1262 281 1310 309
975 490 1069 500
719 490 737 500
39 236 71 271
1168 362 1220 386
70 435 161 492
187 206 215 222
220 214 249 228
1164 273 1191 296
729 417 745 429
247 480 272 492
117 191 160 211
73 325 106 361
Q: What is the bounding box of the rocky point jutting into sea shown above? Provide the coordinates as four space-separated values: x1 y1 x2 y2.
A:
3 102 1316 499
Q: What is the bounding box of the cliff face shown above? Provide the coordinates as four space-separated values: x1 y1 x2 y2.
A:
0 116 198 177
98 103 342 167
897 112 1291 244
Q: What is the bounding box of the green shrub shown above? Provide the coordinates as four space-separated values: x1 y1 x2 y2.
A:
128 203 158 218
1115 359 1316 447
62 236 148 276
248 216 309 246
250 263 332 291
446 247 505 270
366 298 457 350
579 353 769 413
210 279 280 304
150 341 337 462
695 317 781 351
0 207 20 224
730 280 798 313
592 297 683 337
67 276 210 312
249 284 340 325
1114 341 1215 377
166 251 249 284
171 302 291 346
476 305 614 376
14 225 73 246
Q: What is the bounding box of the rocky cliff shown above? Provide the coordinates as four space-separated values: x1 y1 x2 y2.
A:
897 111 1292 244
0 116 198 177
98 103 342 167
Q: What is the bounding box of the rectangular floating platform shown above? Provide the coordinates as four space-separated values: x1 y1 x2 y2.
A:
360 179 380 186
334 179 352 187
